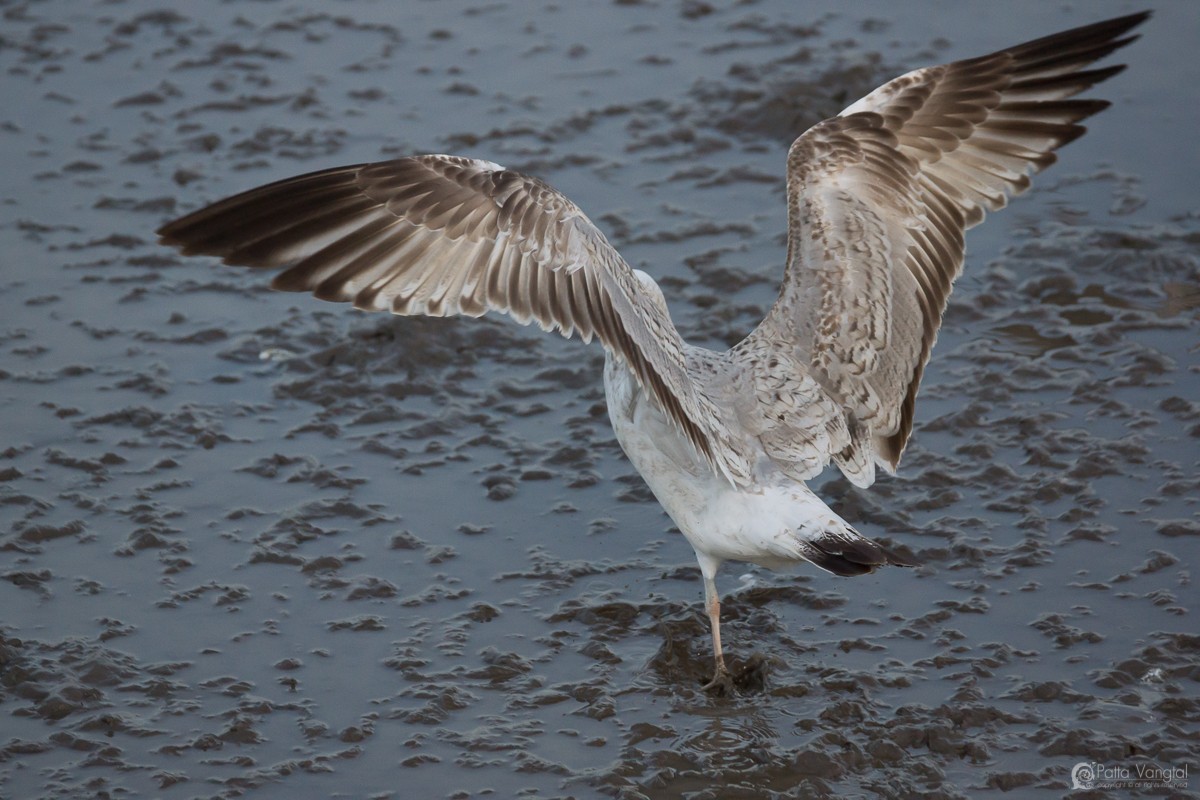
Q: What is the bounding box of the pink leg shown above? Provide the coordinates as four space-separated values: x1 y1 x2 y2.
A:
697 553 733 693
706 582 727 674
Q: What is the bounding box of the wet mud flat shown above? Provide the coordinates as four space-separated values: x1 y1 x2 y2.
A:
1 1 1197 798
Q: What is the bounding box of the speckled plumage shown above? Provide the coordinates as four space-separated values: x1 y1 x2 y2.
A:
158 12 1147 691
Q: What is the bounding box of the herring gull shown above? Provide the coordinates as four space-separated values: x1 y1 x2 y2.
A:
158 12 1149 693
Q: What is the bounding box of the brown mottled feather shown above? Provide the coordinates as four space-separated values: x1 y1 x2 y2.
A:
158 154 757 486
739 11 1148 481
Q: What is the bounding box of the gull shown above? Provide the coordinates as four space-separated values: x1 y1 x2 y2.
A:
158 12 1148 693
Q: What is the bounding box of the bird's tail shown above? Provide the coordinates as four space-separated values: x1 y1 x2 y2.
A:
799 523 917 577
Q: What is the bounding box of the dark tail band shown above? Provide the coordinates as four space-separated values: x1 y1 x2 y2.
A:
802 533 918 577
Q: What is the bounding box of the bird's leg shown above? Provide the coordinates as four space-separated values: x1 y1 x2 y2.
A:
697 557 734 695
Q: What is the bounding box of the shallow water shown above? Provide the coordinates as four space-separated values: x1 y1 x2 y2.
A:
1 1 1197 798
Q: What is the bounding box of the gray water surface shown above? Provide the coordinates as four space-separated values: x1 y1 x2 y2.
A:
1 2 1197 798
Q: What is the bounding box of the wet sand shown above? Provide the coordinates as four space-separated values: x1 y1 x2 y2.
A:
1 2 1197 798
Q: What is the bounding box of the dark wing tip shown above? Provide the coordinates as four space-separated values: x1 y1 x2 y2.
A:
155 219 195 251
1012 10 1152 57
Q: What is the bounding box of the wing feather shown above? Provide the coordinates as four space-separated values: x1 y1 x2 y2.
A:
735 11 1148 486
158 13 1149 493
158 154 756 485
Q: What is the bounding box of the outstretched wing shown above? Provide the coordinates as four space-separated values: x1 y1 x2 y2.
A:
737 11 1148 487
158 154 754 485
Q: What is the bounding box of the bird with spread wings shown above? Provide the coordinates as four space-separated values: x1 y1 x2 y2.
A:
159 12 1148 693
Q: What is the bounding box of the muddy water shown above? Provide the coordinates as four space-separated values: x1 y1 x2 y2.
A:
1 2 1197 798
